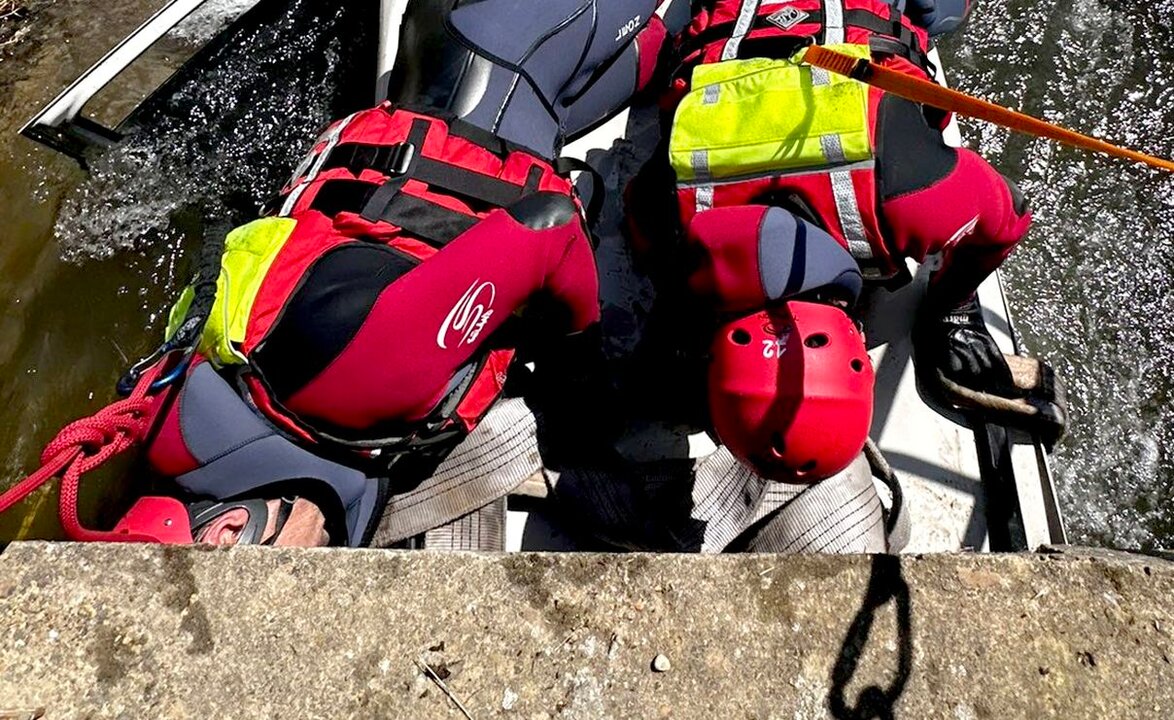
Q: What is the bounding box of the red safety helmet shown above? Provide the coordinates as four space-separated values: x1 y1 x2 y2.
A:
112 497 198 544
112 496 294 545
708 302 874 482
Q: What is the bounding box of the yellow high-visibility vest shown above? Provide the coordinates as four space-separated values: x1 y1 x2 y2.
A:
166 217 297 367
669 43 874 185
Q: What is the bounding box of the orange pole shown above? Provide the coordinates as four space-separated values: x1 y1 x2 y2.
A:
801 45 1174 173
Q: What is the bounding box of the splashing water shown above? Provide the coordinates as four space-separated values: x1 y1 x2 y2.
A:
943 0 1174 549
169 0 260 44
54 0 370 261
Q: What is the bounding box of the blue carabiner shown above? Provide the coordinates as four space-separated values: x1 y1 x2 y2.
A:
148 344 199 393
116 342 197 396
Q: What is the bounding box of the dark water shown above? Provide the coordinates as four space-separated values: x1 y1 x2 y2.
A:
940 0 1174 550
0 0 376 539
1 0 1171 548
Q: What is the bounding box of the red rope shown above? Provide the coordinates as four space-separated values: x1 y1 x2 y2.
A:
0 363 167 542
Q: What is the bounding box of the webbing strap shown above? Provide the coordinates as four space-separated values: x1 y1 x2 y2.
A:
689 5 929 71
823 0 845 44
844 8 912 42
828 167 886 278
393 101 552 161
845 8 930 70
358 118 430 223
324 143 414 179
369 398 538 547
311 179 479 248
523 165 545 198
553 156 604 226
323 143 533 209
721 0 762 60
281 113 357 217
380 193 480 246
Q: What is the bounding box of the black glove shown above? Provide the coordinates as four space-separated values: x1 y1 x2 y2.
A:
916 293 1016 396
904 0 973 37
526 324 620 466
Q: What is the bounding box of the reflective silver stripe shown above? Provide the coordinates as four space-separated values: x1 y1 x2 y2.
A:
824 0 845 44
811 66 832 86
674 159 874 189
820 134 846 164
702 84 721 105
280 113 357 217
721 0 762 60
695 185 715 213
829 168 872 262
287 146 319 188
279 183 308 218
691 149 711 181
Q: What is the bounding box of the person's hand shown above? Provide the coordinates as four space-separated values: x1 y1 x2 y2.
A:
905 0 973 37
916 293 1016 396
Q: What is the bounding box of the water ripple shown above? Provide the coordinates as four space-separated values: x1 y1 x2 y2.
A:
945 0 1174 549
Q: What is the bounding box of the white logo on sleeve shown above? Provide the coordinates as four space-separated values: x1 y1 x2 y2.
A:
437 280 497 350
945 215 981 250
615 14 642 42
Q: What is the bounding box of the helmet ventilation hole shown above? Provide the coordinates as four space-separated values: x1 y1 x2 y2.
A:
850 358 865 372
796 460 818 475
804 333 829 348
770 433 786 458
731 328 752 345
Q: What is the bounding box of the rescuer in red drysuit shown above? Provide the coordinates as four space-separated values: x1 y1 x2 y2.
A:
103 0 681 547
632 0 1026 398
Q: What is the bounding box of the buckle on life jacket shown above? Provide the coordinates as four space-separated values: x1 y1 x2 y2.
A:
332 140 416 179
357 141 418 221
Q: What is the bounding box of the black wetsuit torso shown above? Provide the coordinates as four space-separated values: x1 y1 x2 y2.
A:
385 0 679 157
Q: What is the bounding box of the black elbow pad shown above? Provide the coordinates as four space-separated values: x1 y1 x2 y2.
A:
1000 173 1030 217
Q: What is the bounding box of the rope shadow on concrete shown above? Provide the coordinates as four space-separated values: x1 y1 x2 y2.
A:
827 554 913 720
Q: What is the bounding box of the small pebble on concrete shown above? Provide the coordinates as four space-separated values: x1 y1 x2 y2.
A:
651 654 671 672
502 687 518 711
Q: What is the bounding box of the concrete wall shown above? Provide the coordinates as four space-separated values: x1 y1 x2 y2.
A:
0 543 1171 719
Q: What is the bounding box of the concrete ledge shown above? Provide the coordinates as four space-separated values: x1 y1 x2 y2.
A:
0 543 1171 719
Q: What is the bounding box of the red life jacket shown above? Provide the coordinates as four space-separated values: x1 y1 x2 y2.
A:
241 103 579 451
670 1 935 280
674 128 900 280
679 0 932 77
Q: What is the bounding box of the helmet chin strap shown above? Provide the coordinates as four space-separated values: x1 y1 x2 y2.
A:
188 497 297 545
260 498 297 546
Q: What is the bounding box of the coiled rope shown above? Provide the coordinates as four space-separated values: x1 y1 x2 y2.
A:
0 362 167 542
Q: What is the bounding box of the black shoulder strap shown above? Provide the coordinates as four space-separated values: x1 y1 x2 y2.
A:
553 156 604 227
171 217 230 348
310 179 479 248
